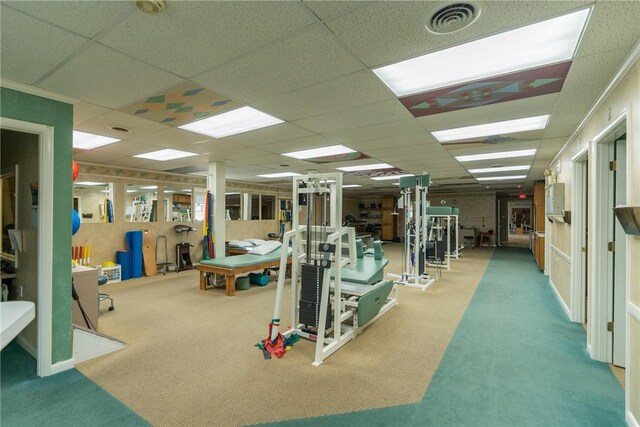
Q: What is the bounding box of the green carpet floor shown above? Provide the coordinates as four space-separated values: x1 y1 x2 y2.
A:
273 247 625 426
0 342 148 427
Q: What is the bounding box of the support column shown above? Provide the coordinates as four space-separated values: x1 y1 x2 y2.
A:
208 162 226 258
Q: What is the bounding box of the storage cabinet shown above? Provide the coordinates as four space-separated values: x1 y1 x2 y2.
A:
381 196 397 241
534 233 545 271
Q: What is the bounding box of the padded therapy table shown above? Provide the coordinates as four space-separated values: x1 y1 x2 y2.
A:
196 248 291 296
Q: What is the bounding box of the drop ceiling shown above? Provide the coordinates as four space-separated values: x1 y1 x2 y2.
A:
1 1 639 194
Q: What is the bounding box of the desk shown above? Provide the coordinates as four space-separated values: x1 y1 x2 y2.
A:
476 230 493 247
72 266 98 329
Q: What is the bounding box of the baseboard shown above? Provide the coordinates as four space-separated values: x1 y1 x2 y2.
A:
627 410 639 427
587 343 593 358
548 278 571 320
49 358 74 375
15 335 37 358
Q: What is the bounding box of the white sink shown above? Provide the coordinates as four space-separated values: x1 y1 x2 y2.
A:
1 301 36 350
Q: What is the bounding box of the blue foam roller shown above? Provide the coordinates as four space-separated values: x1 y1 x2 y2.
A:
249 273 269 286
116 250 131 280
125 231 143 278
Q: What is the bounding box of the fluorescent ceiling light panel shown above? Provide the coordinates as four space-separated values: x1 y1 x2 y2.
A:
179 106 284 138
72 130 119 150
257 172 302 178
74 181 106 186
371 174 414 181
337 163 393 172
343 184 362 188
134 149 197 161
140 185 158 190
283 145 356 160
373 8 590 97
433 115 550 143
456 149 536 163
476 175 527 181
469 165 531 174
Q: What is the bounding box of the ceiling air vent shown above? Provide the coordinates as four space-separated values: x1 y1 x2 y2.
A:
109 126 130 133
426 2 480 35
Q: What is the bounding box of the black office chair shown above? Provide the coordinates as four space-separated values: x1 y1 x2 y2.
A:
98 275 114 312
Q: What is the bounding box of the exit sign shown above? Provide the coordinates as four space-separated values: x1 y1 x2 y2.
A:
519 194 527 199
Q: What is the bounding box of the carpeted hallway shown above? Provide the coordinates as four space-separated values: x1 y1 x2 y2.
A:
1 246 625 426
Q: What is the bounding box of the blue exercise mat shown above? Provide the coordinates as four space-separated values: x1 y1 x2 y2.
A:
125 231 143 278
116 250 131 280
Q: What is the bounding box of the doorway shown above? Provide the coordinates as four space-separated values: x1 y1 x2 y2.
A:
592 114 627 368
506 201 532 247
571 147 588 325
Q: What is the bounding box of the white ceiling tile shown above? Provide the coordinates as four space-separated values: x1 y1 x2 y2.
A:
577 2 640 58
219 123 313 147
0 5 88 85
100 2 315 78
73 102 112 127
80 141 161 156
302 1 371 20
4 1 133 38
193 24 364 103
324 119 427 144
253 70 394 121
259 135 335 155
294 99 412 134
39 43 183 109
75 110 169 139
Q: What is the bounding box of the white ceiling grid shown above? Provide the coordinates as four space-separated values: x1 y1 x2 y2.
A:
1 1 639 194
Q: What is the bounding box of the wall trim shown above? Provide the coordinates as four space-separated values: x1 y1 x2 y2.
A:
550 244 571 263
0 79 77 104
629 302 640 321
627 410 640 427
551 38 640 166
48 358 74 375
549 278 571 320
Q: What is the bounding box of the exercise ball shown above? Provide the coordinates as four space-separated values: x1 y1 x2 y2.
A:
72 160 79 181
72 209 81 235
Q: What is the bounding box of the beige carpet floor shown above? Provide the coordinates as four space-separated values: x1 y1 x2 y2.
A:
78 244 494 426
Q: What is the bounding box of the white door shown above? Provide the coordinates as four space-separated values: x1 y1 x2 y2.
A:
612 137 626 367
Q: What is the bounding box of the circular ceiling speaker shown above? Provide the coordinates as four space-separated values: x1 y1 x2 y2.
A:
426 2 480 35
135 0 166 15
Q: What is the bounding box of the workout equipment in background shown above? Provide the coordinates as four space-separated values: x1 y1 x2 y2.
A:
388 174 437 291
71 244 91 266
175 225 196 271
125 231 144 278
72 209 81 236
142 230 158 276
155 235 177 275
269 172 397 365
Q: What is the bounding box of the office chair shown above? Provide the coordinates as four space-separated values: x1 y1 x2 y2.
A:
98 275 114 312
479 230 494 247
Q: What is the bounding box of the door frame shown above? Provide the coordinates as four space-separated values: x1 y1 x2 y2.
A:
589 109 627 362
570 146 588 324
0 117 55 376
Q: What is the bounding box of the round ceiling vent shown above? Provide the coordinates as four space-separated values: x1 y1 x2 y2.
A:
426 2 480 35
135 0 166 15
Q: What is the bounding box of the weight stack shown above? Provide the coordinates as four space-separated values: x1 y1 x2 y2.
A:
299 264 331 329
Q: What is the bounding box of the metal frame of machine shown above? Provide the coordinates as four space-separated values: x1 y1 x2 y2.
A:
271 172 398 366
388 174 437 291
427 212 460 270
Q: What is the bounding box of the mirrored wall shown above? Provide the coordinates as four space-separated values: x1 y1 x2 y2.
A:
125 184 158 222
225 192 240 220
73 181 115 223
164 186 192 222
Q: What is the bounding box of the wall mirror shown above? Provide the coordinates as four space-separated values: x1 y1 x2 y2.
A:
193 187 206 222
225 192 240 220
261 195 275 220
164 186 192 222
1 168 17 261
125 184 158 222
73 181 115 223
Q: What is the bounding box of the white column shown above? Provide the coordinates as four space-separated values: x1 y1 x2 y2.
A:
208 162 226 258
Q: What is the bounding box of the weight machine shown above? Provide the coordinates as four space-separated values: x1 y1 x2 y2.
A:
388 174 438 290
270 172 397 366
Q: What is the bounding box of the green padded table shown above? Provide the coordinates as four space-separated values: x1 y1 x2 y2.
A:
197 248 292 296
